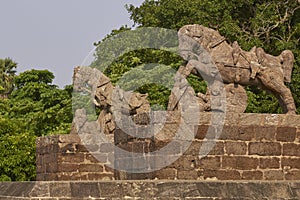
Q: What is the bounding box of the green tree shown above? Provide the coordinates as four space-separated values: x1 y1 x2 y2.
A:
0 116 36 181
0 58 17 99
92 26 185 108
96 0 300 113
10 70 73 136
126 0 300 113
0 69 73 181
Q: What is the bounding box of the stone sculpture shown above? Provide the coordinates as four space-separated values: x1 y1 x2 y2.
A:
175 24 296 114
72 66 150 135
73 24 296 130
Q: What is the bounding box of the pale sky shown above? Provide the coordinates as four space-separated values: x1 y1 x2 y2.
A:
0 0 144 87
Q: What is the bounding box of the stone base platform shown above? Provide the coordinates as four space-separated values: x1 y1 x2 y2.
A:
0 181 299 199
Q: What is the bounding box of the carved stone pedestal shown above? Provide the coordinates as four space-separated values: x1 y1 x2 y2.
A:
36 113 300 182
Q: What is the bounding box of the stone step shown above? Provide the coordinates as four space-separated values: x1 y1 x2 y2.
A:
0 181 299 199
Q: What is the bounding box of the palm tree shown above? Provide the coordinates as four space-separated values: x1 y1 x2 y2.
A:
0 58 17 99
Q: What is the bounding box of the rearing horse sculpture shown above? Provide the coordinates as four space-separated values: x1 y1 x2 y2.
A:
178 24 296 114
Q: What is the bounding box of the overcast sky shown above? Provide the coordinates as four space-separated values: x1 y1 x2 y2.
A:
0 0 144 87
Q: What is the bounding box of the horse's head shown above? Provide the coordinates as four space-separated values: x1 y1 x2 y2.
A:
256 48 294 83
178 25 204 61
178 24 226 61
178 25 206 39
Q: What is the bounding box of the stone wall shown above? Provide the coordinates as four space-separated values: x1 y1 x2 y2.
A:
36 135 114 181
1 181 300 199
36 113 300 181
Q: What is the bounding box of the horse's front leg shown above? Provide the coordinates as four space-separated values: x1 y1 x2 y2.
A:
258 70 296 114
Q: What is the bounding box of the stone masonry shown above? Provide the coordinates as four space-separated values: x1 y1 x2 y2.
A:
1 181 300 199
36 134 115 181
36 112 300 181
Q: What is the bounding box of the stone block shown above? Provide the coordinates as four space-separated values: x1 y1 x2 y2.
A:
116 142 133 152
238 113 263 126
49 182 71 197
224 113 240 125
137 125 155 138
74 144 89 152
297 130 300 143
203 170 241 180
70 182 100 198
219 125 255 141
98 182 123 198
237 126 256 140
57 153 84 163
225 141 247 155
132 141 149 153
85 153 107 163
80 144 100 153
58 135 81 144
126 172 156 180
282 158 300 169
285 170 300 180
155 122 179 141
115 155 149 172
114 128 128 144
104 165 115 173
249 142 282 156
281 114 300 128
259 157 280 169
57 163 79 173
277 127 297 142
198 156 221 170
87 173 114 180
78 164 104 172
254 126 277 141
148 155 175 171
44 173 58 181
283 143 300 157
155 168 177 180
218 125 239 140
262 114 282 126
195 125 210 139
242 171 263 180
184 140 202 155
27 182 50 198
153 140 183 155
59 143 76 154
177 170 199 180
207 142 224 155
170 155 198 170
264 170 284 180
57 172 86 181
99 143 114 153
222 156 259 170
46 161 58 173
290 182 300 197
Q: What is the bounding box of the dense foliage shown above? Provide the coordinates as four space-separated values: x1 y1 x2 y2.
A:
93 0 300 113
0 67 72 181
129 0 300 113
